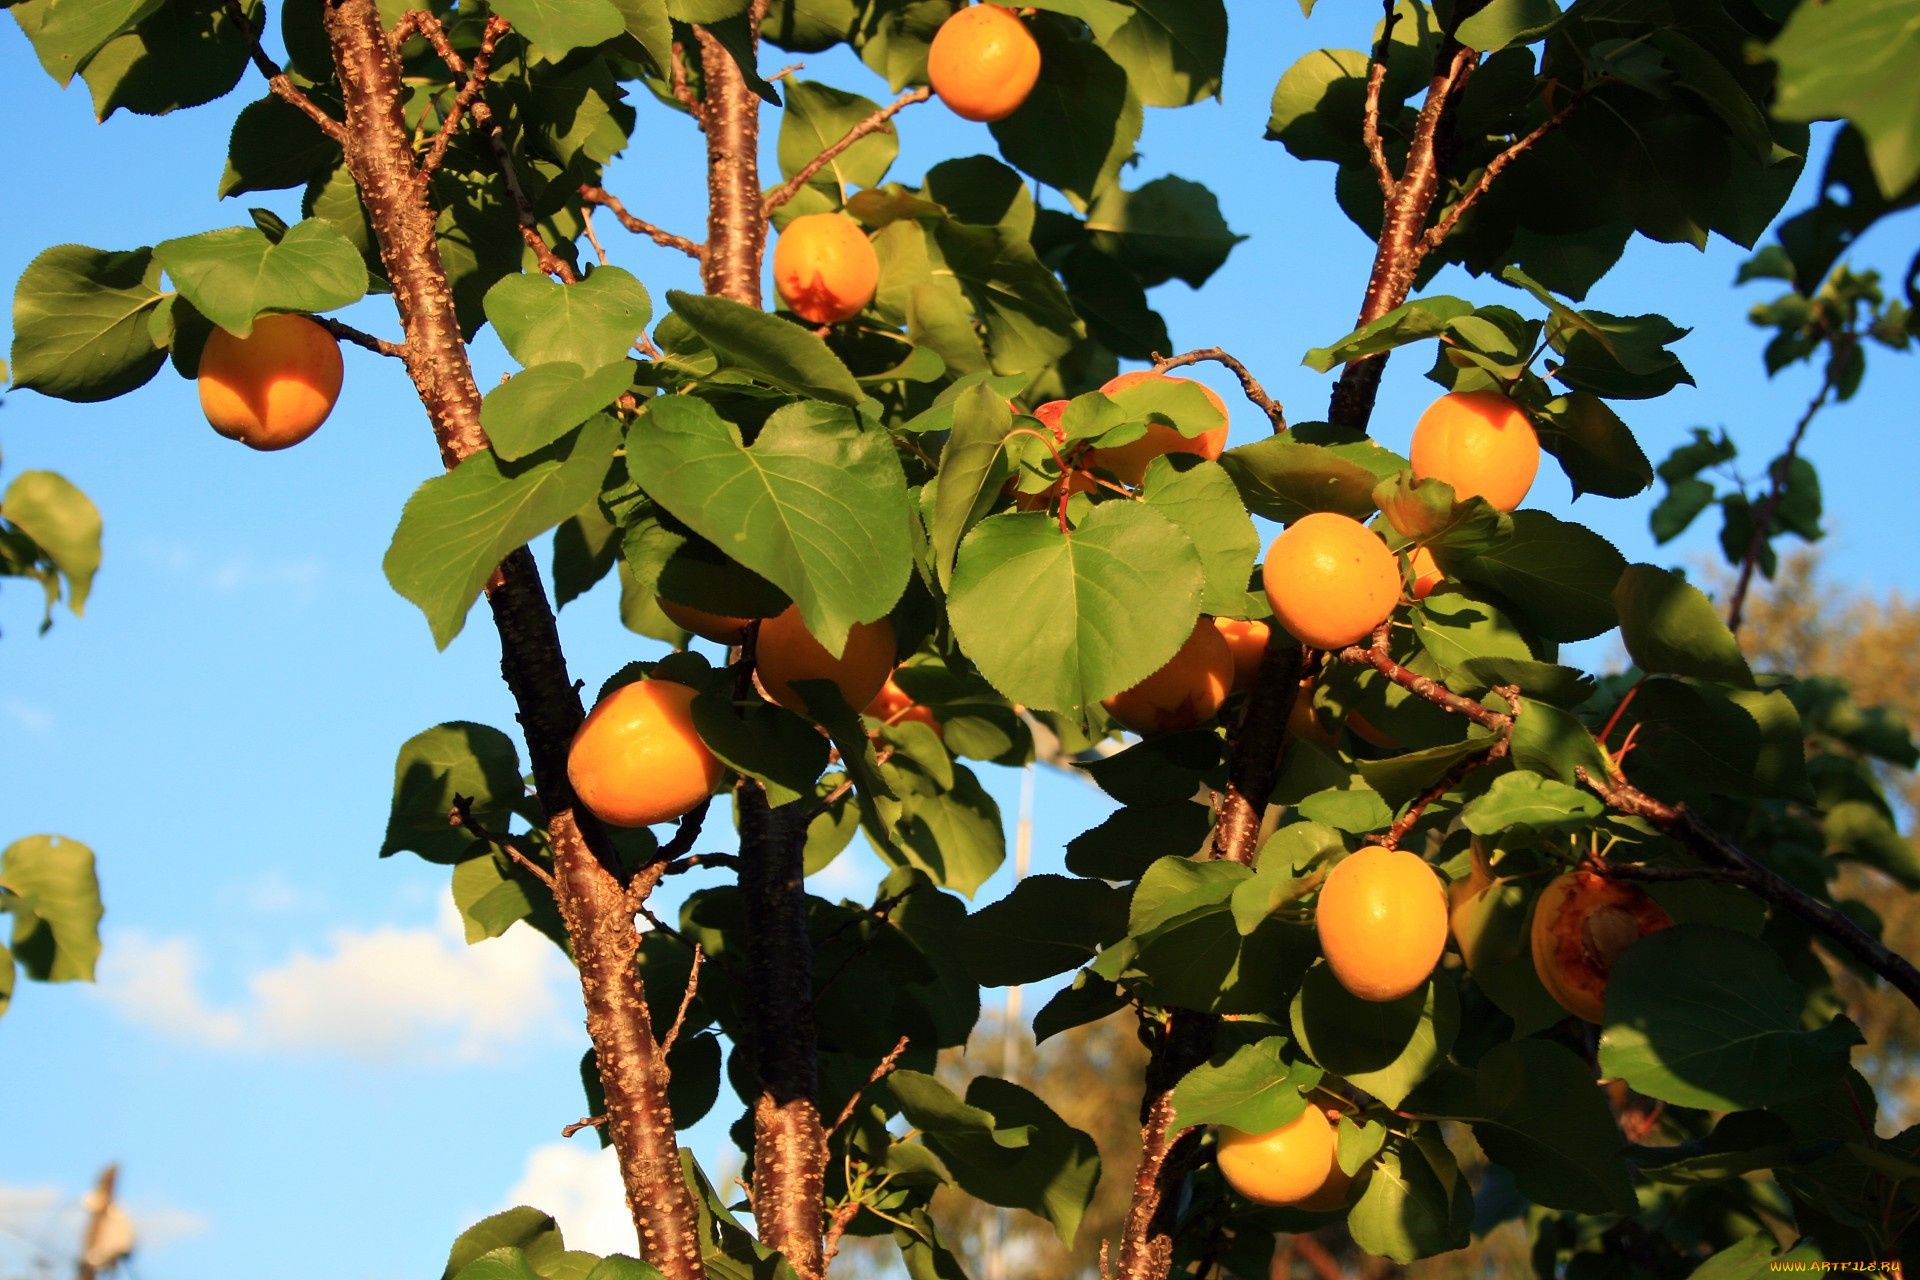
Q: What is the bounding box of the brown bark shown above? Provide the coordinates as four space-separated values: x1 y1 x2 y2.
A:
697 25 767 305
1115 1010 1217 1280
321 4 703 1275
1211 638 1307 865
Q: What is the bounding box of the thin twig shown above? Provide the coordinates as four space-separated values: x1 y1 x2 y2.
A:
562 1113 609 1138
1576 768 1920 1015
1420 88 1587 253
224 0 348 143
387 10 426 54
421 15 509 179
660 945 704 1056
449 794 555 889
466 85 576 282
580 185 707 260
1363 0 1401 199
582 206 611 266
1338 620 1513 734
1369 715 1515 850
1150 347 1287 433
670 40 706 127
313 315 407 359
1726 342 1844 632
656 797 712 864
821 1201 862 1268
827 1035 911 1138
761 86 932 216
662 852 742 876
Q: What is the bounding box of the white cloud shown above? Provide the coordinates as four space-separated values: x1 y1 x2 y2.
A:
5 699 53 732
0 1180 208 1275
501 1144 636 1259
135 539 327 604
93 902 574 1064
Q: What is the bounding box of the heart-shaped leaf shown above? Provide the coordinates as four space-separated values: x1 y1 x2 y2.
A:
154 219 366 336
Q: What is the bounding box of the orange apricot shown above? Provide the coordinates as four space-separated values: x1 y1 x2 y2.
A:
1530 871 1674 1023
1217 1106 1342 1208
1409 545 1445 600
1409 391 1541 511
865 676 942 736
756 606 897 717
657 598 758 646
568 679 725 828
1286 675 1335 747
197 313 343 450
1212 617 1271 692
1101 616 1234 734
927 5 1041 123
772 212 879 325
1085 370 1231 487
1315 846 1449 1002
1260 512 1400 652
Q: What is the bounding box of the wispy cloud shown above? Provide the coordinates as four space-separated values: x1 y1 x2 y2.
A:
92 902 573 1064
4 699 52 732
135 540 327 605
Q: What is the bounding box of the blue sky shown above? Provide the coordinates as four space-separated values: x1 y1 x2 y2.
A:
2 6 1916 1279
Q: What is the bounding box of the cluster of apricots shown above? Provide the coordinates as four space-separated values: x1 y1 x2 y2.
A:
196 313 344 450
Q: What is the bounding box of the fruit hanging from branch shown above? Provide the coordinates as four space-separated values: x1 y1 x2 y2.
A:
568 680 725 828
1216 1105 1347 1209
1101 615 1234 734
927 4 1042 123
1315 846 1449 1002
1531 871 1675 1023
772 212 880 325
1085 371 1230 486
755 607 896 717
1261 512 1400 651
1409 391 1541 511
197 314 343 451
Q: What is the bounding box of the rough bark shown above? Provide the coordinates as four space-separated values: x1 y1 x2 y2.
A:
698 28 767 305
1115 1010 1218 1280
322 4 704 1275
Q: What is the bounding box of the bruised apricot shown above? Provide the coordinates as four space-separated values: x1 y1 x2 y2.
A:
1212 617 1271 692
1261 512 1400 652
568 680 725 828
1410 391 1541 512
1409 545 1445 601
658 598 758 646
197 313 343 450
1085 371 1231 487
1530 871 1674 1023
1102 616 1234 734
772 212 879 325
927 5 1041 123
756 606 896 717
1217 1106 1342 1208
1316 846 1448 1002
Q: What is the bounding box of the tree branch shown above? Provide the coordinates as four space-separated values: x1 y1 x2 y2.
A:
1150 348 1287 433
696 21 769 304
321 5 703 1273
312 315 407 359
1363 0 1401 200
580 185 707 261
1576 769 1920 1015
420 15 509 180
1420 89 1585 253
1212 637 1308 864
1369 716 1514 851
224 0 348 145
760 86 933 217
1115 1008 1217 1280
1339 620 1513 733
449 794 555 889
827 1035 912 1138
660 945 704 1057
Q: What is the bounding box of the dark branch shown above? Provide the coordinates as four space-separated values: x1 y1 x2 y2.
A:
1339 620 1513 733
1150 348 1287 433
760 86 933 217
562 1113 609 1139
312 315 407 359
225 0 348 144
1420 88 1586 252
580 185 706 261
421 15 509 180
1370 710 1515 850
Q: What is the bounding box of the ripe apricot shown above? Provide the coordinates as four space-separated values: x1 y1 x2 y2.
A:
756 606 896 717
1409 545 1444 601
772 212 879 325
1261 512 1400 652
865 676 942 736
1409 391 1541 511
568 679 725 828
1217 1106 1343 1208
1316 846 1448 1002
1530 871 1674 1023
1102 616 1233 734
927 5 1041 123
1286 675 1335 746
1086 371 1231 487
1212 617 1271 692
657 598 759 646
197 313 343 450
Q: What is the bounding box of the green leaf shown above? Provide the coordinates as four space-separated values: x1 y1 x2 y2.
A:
1651 477 1716 543
1373 475 1511 552
1168 1036 1321 1132
453 1247 544 1280
1345 1136 1472 1263
1772 0 1920 198
1104 0 1227 107
663 291 862 404
1687 1234 1784 1280
776 80 898 199
989 20 1142 213
931 220 1080 375
0 836 102 984
873 764 1007 898
930 1076 1103 1245
80 0 250 121
1534 394 1654 500
1024 0 1132 38
1411 585 1534 673
1459 772 1601 835
955 875 1129 987
484 267 653 370
1448 511 1625 642
690 687 829 809
585 1259 664 1280
0 946 13 1021
1219 428 1404 523
154 220 367 337
441 1210 566 1280
1405 1041 1637 1213
1599 924 1866 1111
930 384 1016 589
385 416 622 648
1304 297 1472 373
1056 243 1169 361
9 244 166 403
220 94 340 200
1032 971 1128 1044
481 361 636 462
626 398 911 657
1085 176 1245 289
1613 564 1754 688
1823 800 1920 888
9 0 160 86
1290 965 1456 1108
2 471 102 615
489 0 625 60
1616 679 1811 803
1065 801 1214 881
1140 458 1261 616
948 504 1205 714
1509 700 1609 787
1130 855 1248 935
1265 47 1371 165
1454 0 1561 51
381 722 525 864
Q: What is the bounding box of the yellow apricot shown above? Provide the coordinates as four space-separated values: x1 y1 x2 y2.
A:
772 212 879 325
568 680 725 828
1102 617 1234 734
1086 371 1231 487
928 5 1042 123
1409 391 1541 511
1261 512 1400 651
756 606 896 717
1217 1106 1342 1208
1530 871 1674 1023
197 313 343 450
1315 846 1448 1002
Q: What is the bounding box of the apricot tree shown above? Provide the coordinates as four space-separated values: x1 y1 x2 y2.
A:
9 0 1920 1276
